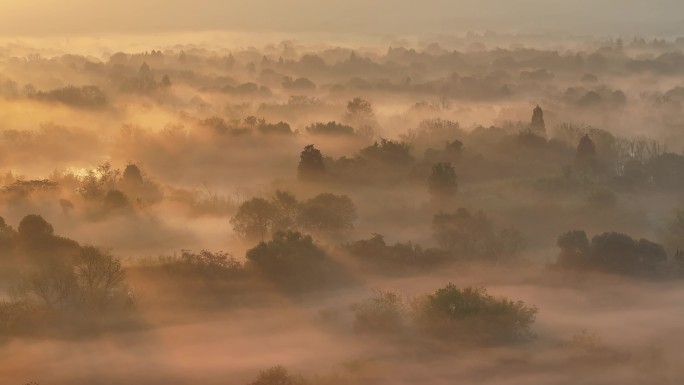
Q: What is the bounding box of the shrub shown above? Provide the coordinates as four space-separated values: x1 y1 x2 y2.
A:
177 249 243 277
556 230 669 276
432 209 525 260
351 290 405 334
248 366 307 385
246 231 340 291
412 284 537 344
305 121 355 136
298 193 356 239
343 234 449 273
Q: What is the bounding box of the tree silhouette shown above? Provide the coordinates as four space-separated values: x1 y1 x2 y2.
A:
557 230 589 268
297 144 326 181
428 163 458 199
575 134 598 172
414 284 537 343
103 190 130 212
298 193 356 238
122 163 143 187
231 198 278 241
556 230 668 276
432 209 494 256
246 231 336 290
530 105 546 137
18 214 54 242
272 190 299 233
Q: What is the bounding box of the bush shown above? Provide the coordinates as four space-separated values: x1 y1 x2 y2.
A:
298 193 356 239
412 284 537 344
22 246 130 313
177 249 243 277
351 290 405 334
247 366 307 385
428 162 458 198
33 85 107 109
343 234 449 273
246 231 342 291
358 138 414 166
305 121 355 136
556 230 669 277
432 208 525 260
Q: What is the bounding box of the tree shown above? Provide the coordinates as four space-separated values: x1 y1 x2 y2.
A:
160 75 172 88
530 105 546 137
246 231 336 290
16 215 80 262
663 209 684 252
432 209 495 257
413 284 537 344
231 198 278 241
346 97 373 116
557 230 589 268
298 193 356 238
0 217 15 257
122 163 143 187
556 230 668 276
589 232 639 273
358 138 414 166
428 163 458 198
575 134 598 172
305 121 354 136
103 190 130 212
351 290 405 334
297 145 326 181
344 234 449 272
26 260 79 309
76 247 127 310
344 97 377 136
18 214 54 242
78 162 120 200
271 190 299 233
138 62 152 80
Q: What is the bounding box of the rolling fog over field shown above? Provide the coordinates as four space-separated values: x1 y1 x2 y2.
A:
1 1 684 384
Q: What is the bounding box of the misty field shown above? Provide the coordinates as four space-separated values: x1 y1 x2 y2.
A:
1 14 684 385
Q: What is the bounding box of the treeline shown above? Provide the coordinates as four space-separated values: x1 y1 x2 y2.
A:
0 215 133 338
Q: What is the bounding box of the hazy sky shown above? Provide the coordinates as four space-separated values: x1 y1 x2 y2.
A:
0 0 682 37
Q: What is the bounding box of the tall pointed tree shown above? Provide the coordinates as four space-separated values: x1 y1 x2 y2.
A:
530 105 546 137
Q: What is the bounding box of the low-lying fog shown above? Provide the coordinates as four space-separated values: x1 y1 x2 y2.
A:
1 30 684 385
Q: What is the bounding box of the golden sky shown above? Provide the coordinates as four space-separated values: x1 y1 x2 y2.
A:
0 0 681 37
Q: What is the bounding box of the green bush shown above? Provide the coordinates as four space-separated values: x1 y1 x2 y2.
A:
413 284 537 344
